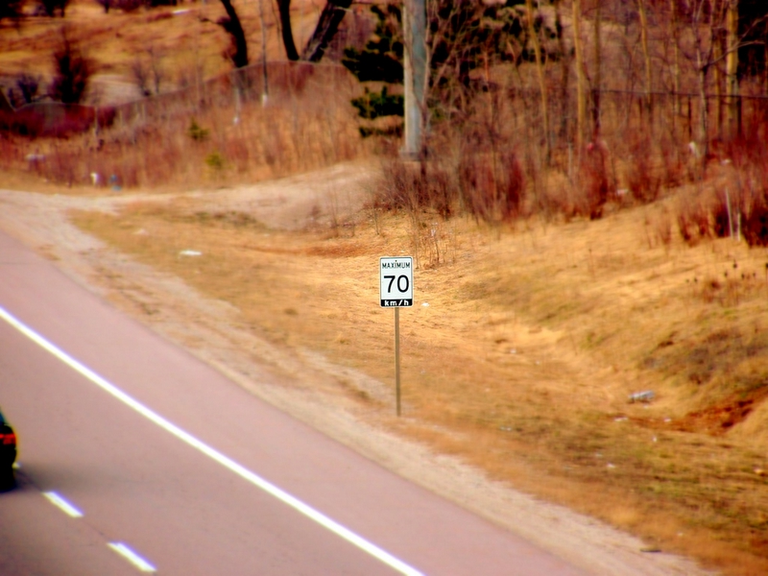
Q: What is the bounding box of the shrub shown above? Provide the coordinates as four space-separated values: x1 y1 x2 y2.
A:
459 150 525 222
575 142 611 220
205 151 224 171
677 200 711 246
38 0 69 17
12 74 42 106
626 138 662 203
49 31 93 104
351 86 403 120
188 119 210 142
375 157 458 218
712 198 730 238
743 194 768 247
113 0 143 12
373 142 526 224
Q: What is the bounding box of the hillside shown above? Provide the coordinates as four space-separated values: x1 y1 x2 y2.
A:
56 163 766 576
0 0 331 101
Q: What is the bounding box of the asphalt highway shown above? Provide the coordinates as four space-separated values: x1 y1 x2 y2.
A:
0 228 586 575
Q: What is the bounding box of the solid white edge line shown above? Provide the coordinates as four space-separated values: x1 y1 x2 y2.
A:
43 491 84 518
0 306 424 576
108 542 157 573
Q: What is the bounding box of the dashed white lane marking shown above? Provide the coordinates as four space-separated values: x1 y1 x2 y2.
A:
108 542 157 573
0 306 424 576
43 491 84 518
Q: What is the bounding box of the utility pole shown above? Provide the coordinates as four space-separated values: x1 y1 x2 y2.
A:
403 0 426 159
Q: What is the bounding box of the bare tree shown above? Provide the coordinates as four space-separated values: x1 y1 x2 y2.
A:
277 0 300 60
131 59 151 97
10 74 41 106
552 0 570 139
636 0 653 119
205 0 248 68
669 0 682 121
573 0 587 149
131 47 165 97
592 0 602 136
303 0 353 62
676 0 761 153
526 0 550 162
725 1 739 139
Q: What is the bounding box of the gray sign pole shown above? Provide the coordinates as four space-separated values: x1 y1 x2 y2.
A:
395 307 401 416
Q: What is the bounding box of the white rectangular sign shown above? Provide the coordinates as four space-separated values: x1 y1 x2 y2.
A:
379 256 413 307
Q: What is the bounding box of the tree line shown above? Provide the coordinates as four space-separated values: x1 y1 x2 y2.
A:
3 0 768 149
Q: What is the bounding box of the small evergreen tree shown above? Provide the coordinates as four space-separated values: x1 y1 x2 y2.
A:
341 1 556 135
49 32 93 104
0 0 23 25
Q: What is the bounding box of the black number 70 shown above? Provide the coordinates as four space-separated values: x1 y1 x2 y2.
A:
384 275 410 293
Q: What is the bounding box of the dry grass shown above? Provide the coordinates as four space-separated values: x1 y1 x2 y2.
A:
0 0 369 189
70 189 768 576
7 77 367 188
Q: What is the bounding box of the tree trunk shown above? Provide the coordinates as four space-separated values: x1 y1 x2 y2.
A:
302 0 352 63
726 0 740 139
526 0 550 163
553 0 569 138
593 0 602 137
277 0 300 61
698 64 710 162
714 26 724 139
637 0 653 125
219 0 248 68
669 0 681 122
572 0 586 149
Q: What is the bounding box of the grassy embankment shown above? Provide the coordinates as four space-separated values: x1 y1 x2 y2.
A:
71 182 768 575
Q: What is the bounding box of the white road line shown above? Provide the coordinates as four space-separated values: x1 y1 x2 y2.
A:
43 491 84 518
0 306 424 576
108 542 157 573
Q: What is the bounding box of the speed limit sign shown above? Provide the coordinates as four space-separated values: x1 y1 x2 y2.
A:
379 256 413 307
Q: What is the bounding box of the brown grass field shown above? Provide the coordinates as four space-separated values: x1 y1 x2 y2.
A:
68 191 768 576
3 2 768 575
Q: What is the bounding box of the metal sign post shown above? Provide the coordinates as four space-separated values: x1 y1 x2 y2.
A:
394 307 401 416
379 257 414 416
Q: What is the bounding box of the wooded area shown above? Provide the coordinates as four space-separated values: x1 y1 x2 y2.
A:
3 0 768 230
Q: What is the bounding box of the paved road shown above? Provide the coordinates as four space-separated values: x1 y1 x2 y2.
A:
0 229 586 575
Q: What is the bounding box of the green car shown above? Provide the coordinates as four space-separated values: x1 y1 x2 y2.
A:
0 408 17 490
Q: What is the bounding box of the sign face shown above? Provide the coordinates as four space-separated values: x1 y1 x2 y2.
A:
379 256 413 307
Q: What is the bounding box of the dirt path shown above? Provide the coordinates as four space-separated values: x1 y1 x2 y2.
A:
0 164 714 576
